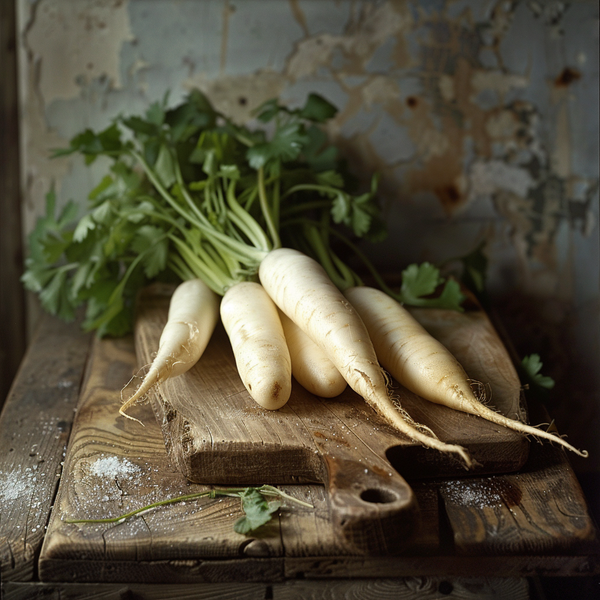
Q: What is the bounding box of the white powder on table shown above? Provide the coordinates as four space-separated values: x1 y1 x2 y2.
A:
89 456 141 479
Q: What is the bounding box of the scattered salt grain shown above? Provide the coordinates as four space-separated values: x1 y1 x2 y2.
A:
90 456 141 479
0 472 32 503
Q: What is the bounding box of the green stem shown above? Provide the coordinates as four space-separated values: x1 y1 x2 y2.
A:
282 219 362 292
169 235 231 294
258 167 280 250
168 256 195 281
281 183 337 199
226 180 272 252
65 485 313 525
133 149 266 266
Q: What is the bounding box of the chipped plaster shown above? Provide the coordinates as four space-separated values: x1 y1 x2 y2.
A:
16 0 599 468
25 0 132 104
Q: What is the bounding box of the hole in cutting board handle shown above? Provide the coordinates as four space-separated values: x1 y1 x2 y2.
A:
360 488 398 504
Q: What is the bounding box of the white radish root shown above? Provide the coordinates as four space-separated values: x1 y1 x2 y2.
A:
259 248 473 468
345 285 588 459
120 279 220 422
278 309 347 398
221 281 292 410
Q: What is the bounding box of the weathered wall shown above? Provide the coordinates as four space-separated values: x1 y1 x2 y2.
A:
17 0 599 472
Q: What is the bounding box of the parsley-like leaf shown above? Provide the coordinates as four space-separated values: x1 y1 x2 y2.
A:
400 263 464 311
233 488 282 534
522 354 555 390
247 122 308 169
131 225 170 279
298 93 338 123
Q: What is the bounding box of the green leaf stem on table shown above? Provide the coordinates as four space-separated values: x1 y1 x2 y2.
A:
65 485 313 535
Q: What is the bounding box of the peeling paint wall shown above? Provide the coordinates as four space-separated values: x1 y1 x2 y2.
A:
17 0 599 471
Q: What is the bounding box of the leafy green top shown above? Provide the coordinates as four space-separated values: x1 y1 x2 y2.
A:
23 90 464 336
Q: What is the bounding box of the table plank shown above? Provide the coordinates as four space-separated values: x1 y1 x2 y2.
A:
439 402 598 556
1 581 267 599
1 577 530 600
39 334 287 583
0 315 92 581
37 327 600 583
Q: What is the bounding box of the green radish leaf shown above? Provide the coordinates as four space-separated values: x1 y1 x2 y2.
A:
399 263 464 310
254 98 282 123
146 99 166 126
233 488 281 534
166 89 218 142
38 231 72 264
154 144 177 188
522 354 555 390
457 241 488 299
316 170 344 188
21 260 55 294
70 261 94 297
122 115 159 137
131 225 169 279
53 123 123 161
247 122 308 169
298 93 338 123
92 201 114 226
430 279 465 311
88 175 116 204
401 262 442 299
38 268 77 321
73 214 96 243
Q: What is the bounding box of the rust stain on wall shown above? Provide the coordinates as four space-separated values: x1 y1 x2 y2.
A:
554 66 582 87
288 0 309 37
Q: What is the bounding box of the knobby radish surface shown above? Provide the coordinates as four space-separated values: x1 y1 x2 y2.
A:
120 279 220 422
345 285 588 458
259 248 473 467
221 281 292 410
278 309 347 398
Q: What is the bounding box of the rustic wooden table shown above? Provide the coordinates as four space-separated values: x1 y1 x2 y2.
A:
1 314 598 599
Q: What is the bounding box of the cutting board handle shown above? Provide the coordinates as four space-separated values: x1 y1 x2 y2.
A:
323 454 419 554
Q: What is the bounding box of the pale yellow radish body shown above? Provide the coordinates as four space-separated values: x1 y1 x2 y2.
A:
345 285 588 458
259 248 473 467
278 309 347 398
120 278 220 421
221 281 292 410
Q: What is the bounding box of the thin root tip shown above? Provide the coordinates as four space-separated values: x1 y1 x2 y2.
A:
119 408 145 427
451 446 474 469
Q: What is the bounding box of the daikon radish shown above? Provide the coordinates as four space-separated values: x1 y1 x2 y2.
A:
259 248 473 467
220 281 292 410
278 309 347 398
120 279 220 422
345 285 588 458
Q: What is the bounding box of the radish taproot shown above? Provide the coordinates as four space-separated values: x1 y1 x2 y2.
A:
221 281 292 410
259 248 474 467
344 285 588 458
278 309 347 398
120 278 220 422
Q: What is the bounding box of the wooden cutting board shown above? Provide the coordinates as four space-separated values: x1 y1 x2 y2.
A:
131 284 529 554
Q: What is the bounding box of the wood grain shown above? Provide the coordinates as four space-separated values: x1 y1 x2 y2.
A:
439 400 598 556
1 581 267 600
130 286 533 554
0 577 530 600
0 315 91 582
134 288 529 483
39 333 288 583
36 319 599 583
272 577 530 600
